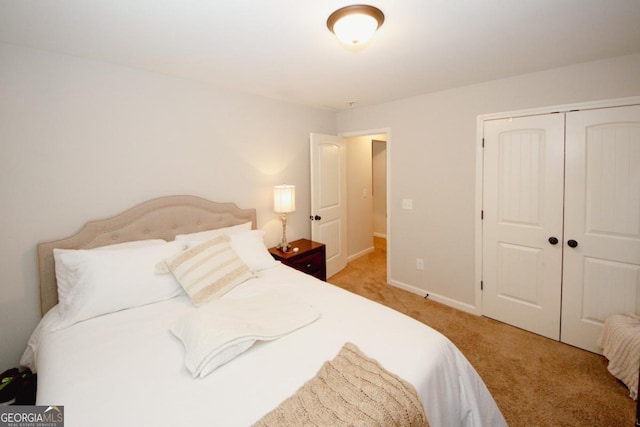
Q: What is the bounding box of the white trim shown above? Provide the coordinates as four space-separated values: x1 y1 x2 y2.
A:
373 232 387 239
389 280 481 315
479 96 640 122
386 130 391 294
474 113 484 314
347 246 375 263
474 96 640 316
339 127 391 138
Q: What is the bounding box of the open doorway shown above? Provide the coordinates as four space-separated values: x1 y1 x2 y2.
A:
309 130 389 281
344 132 388 270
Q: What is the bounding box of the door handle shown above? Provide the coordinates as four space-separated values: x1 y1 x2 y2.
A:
548 237 559 245
309 215 322 221
567 239 578 248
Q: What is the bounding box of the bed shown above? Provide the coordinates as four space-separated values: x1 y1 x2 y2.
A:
21 195 506 427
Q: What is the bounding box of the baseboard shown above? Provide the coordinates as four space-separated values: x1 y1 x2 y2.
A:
388 280 481 315
373 232 387 239
347 246 375 263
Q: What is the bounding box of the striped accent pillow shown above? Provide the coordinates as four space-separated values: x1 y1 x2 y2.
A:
163 235 255 306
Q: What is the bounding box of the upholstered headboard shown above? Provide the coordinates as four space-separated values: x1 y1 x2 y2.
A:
37 195 257 316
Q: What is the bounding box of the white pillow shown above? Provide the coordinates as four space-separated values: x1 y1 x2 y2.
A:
53 239 167 316
174 222 252 242
229 230 278 272
53 241 185 330
161 235 255 306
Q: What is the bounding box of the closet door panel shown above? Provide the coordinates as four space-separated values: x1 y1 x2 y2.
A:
482 114 565 340
562 105 640 353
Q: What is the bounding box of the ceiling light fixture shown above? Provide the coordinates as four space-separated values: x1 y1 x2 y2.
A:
327 4 385 47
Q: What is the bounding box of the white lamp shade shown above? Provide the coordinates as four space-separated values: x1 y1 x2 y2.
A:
273 185 296 213
332 13 379 46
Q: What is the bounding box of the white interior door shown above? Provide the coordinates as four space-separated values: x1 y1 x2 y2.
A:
482 114 565 340
561 105 640 353
310 133 347 278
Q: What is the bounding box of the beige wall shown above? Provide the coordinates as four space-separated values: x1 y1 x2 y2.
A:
0 43 335 366
336 53 640 313
345 133 388 260
346 135 373 260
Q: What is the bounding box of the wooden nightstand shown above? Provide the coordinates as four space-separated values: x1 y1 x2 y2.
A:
269 239 326 281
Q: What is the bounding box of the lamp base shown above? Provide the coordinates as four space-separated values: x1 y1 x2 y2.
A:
276 242 291 252
278 213 290 252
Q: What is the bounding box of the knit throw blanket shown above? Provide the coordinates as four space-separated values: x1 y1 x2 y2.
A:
597 313 640 400
253 343 429 427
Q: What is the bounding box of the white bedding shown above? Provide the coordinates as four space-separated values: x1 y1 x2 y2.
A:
23 265 506 427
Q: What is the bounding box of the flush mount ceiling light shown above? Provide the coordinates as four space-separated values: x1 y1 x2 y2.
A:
327 4 385 47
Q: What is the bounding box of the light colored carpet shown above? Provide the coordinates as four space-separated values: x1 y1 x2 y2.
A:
328 237 636 427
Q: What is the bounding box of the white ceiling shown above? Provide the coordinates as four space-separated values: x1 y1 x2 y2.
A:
1 0 639 111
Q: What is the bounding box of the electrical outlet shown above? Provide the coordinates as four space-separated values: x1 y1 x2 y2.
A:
416 258 424 270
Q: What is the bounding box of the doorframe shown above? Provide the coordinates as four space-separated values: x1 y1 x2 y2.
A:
474 96 640 314
340 127 392 285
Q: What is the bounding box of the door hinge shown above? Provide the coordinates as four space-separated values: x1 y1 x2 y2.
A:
481 210 484 220
482 138 485 148
481 280 484 291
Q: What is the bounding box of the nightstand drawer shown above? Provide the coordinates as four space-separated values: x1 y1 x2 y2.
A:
286 251 324 277
268 239 327 281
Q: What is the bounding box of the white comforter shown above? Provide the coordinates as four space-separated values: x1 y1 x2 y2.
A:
23 265 506 427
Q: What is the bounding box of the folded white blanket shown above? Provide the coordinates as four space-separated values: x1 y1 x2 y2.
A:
170 292 321 377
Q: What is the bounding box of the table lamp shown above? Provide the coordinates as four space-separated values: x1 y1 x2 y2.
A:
273 184 295 251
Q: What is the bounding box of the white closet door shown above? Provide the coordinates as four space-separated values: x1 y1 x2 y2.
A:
482 114 565 340
561 105 640 353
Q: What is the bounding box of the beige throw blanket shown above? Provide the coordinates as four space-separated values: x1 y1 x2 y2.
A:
254 343 429 427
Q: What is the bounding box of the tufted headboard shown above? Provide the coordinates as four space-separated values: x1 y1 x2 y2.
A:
37 195 256 316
